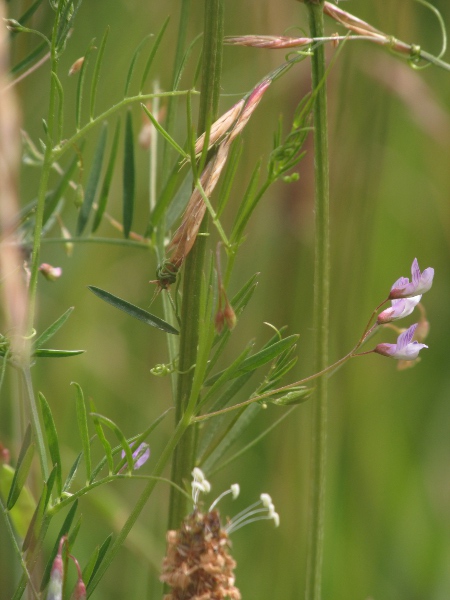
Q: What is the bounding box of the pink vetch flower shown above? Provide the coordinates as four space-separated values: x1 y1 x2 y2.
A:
374 323 428 361
389 258 434 299
121 442 150 471
39 263 62 281
377 295 421 324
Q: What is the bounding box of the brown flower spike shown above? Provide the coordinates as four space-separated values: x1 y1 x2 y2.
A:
160 509 241 600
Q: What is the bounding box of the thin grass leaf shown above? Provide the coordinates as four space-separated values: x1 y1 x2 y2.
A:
33 349 85 358
72 383 91 483
208 406 297 476
123 110 135 238
16 0 45 28
165 170 193 230
7 425 34 510
202 404 261 474
87 533 113 587
90 407 171 480
62 452 82 493
82 546 99 586
88 285 179 334
90 26 110 119
43 151 80 226
33 307 74 350
229 160 263 245
51 71 64 144
217 138 242 217
92 119 121 232
124 34 151 96
77 122 108 235
205 334 299 386
38 393 62 497
90 403 113 475
40 500 78 591
141 104 189 160
113 407 171 474
90 414 134 474
10 41 47 75
22 466 57 552
76 38 95 131
139 16 170 92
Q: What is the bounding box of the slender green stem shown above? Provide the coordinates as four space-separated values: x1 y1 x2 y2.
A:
305 3 330 600
167 0 224 532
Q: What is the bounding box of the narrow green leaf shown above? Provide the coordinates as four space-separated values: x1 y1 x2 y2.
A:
90 26 110 119
6 425 34 510
22 466 57 551
139 17 170 92
62 452 82 493
40 500 79 591
208 406 298 476
230 160 262 244
88 285 179 334
124 35 151 97
33 307 74 349
141 103 189 159
38 392 62 497
68 514 82 547
123 110 135 238
217 138 243 217
90 414 134 474
90 402 113 475
77 122 108 235
16 0 45 28
43 151 80 226
202 404 261 474
76 38 95 131
205 335 299 386
82 545 99 586
10 41 47 75
165 170 193 230
92 407 171 480
72 383 91 483
0 464 36 538
33 349 85 358
87 533 113 587
92 119 121 232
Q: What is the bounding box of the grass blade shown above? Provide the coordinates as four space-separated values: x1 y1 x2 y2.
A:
76 38 95 131
90 401 113 475
90 26 110 119
38 393 62 497
72 383 91 484
88 285 179 335
90 414 134 474
87 533 113 587
33 349 85 358
40 500 79 591
6 425 34 510
43 151 79 226
122 110 135 238
139 16 170 92
124 35 151 96
77 122 108 235
33 307 74 349
92 119 121 232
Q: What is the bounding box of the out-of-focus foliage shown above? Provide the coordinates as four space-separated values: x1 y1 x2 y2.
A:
1 1 450 599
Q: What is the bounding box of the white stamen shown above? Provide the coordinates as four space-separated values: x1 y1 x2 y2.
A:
260 493 272 507
231 484 240 499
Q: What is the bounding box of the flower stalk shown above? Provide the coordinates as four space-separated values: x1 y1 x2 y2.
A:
304 2 329 600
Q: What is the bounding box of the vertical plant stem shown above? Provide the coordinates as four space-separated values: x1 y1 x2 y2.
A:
167 0 224 531
305 2 330 600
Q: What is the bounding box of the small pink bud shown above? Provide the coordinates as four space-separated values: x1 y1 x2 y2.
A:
47 537 67 600
224 302 236 330
39 264 62 281
68 57 85 76
215 309 225 334
69 555 86 600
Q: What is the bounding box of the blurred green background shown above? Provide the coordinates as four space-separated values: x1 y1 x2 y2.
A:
1 1 450 598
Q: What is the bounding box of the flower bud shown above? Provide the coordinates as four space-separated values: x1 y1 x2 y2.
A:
39 264 62 281
215 309 225 334
224 302 236 331
47 537 67 600
68 57 84 76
